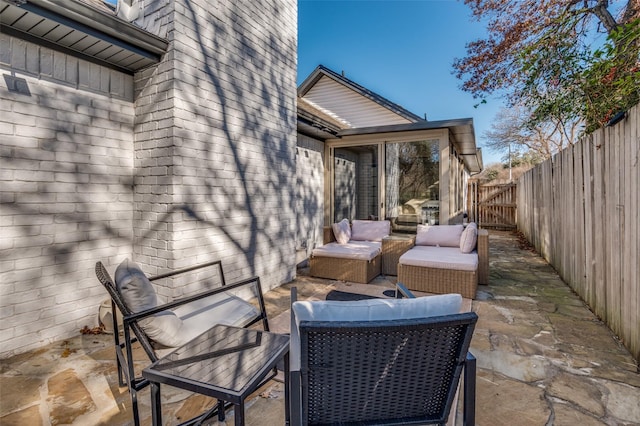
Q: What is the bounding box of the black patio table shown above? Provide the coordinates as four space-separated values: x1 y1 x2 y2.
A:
142 324 290 426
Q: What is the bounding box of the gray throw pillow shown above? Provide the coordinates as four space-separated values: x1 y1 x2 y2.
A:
114 258 184 347
115 258 158 313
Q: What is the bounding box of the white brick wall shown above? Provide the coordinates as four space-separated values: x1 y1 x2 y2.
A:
133 0 298 297
0 36 135 357
296 134 325 262
0 0 298 357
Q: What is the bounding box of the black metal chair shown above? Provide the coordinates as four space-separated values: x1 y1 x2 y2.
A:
95 260 271 426
289 286 477 426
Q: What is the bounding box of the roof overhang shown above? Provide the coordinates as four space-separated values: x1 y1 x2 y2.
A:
337 118 483 173
298 65 425 123
0 0 168 74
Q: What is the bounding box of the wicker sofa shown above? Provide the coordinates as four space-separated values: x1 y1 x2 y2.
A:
309 219 390 284
397 223 489 299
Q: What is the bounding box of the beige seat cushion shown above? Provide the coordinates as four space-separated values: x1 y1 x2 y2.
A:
351 220 390 242
415 224 464 247
399 246 478 272
312 241 382 261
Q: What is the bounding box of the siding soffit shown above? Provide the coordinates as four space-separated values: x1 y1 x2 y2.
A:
0 0 168 74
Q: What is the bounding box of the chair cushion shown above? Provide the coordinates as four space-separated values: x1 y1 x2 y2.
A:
115 259 184 347
115 258 157 312
155 292 260 356
415 224 464 247
290 293 463 370
460 223 478 253
174 293 258 337
312 241 382 261
399 246 478 272
351 220 390 242
331 218 351 244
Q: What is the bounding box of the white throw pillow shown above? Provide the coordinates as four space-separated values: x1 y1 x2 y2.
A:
460 223 478 253
350 220 391 242
415 224 464 247
331 218 351 244
115 258 184 347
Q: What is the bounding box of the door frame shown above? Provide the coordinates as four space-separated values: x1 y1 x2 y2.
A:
324 129 450 226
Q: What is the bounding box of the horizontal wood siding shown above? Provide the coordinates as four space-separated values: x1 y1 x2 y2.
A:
517 104 639 362
303 76 413 128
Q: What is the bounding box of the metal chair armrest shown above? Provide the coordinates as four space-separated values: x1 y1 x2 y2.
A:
124 276 262 322
395 282 416 298
148 259 226 285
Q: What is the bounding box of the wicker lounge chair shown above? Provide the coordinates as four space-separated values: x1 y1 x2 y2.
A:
309 220 389 283
95 259 270 426
289 287 478 425
397 224 489 299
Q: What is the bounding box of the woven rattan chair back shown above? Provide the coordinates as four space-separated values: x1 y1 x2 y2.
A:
297 312 477 425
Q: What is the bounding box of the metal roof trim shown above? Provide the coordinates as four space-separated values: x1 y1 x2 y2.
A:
336 117 482 173
336 117 475 138
19 0 168 56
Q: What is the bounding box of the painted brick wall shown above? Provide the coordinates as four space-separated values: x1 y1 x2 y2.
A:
0 35 135 357
0 0 298 356
133 0 298 298
295 134 325 263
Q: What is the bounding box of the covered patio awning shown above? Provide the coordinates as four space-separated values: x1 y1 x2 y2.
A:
337 118 484 173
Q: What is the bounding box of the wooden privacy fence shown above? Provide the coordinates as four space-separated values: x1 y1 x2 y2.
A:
468 181 517 230
517 104 639 363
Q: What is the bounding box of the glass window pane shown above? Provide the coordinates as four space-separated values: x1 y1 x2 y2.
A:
333 145 378 222
385 140 439 233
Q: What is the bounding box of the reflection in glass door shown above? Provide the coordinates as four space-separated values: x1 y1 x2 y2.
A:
385 140 439 232
333 145 379 222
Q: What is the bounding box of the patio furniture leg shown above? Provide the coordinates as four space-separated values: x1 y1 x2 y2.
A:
285 352 291 425
463 353 476 426
234 400 245 426
131 388 140 426
150 382 162 426
217 400 225 421
290 371 302 426
290 286 302 426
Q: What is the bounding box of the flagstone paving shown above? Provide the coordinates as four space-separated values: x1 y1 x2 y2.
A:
0 230 638 425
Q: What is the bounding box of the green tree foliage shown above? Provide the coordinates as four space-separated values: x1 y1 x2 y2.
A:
582 19 640 131
397 141 439 202
454 0 640 134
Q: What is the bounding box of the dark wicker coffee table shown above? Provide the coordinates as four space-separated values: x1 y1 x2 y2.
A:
142 324 290 426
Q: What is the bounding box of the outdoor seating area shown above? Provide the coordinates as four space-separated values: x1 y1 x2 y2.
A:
2 1 638 425
310 219 490 299
1 231 639 425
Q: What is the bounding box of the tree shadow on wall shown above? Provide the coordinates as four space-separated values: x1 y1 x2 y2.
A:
135 0 308 282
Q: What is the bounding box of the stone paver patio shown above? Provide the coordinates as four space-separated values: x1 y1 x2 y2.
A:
1 231 638 425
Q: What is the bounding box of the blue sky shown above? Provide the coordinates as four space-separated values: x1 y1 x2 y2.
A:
298 0 505 165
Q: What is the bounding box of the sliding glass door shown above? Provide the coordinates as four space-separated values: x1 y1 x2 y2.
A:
325 130 452 233
385 140 440 232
